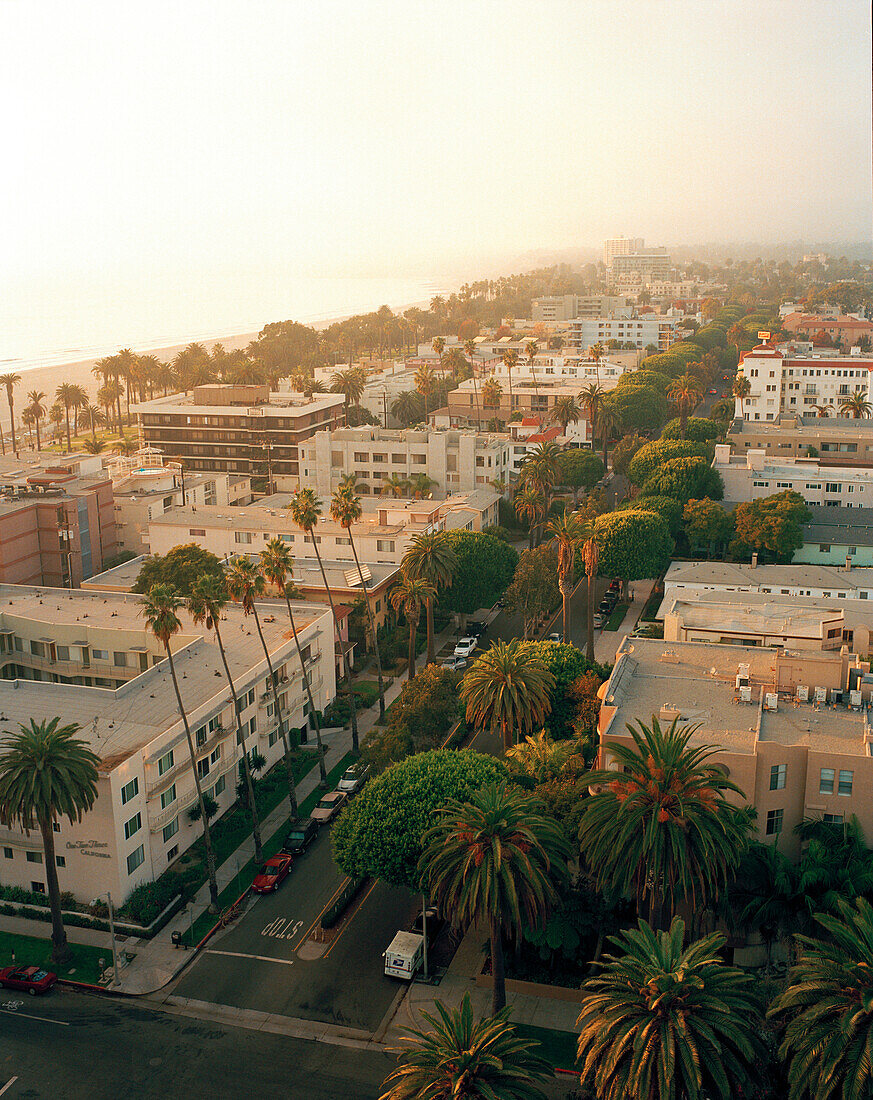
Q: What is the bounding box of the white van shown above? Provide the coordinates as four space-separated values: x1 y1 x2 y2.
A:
383 931 424 979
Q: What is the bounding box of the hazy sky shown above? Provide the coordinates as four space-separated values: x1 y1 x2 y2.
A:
1 0 870 283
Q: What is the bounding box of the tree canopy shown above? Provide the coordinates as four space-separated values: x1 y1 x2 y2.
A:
556 449 604 495
684 497 734 554
627 438 710 486
624 493 684 537
732 490 810 563
602 385 668 434
640 456 725 504
660 416 722 442
521 640 610 740
502 545 560 639
594 510 673 582
133 544 225 597
439 531 518 615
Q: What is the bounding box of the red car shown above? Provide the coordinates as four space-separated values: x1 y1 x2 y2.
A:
252 853 294 894
0 965 57 995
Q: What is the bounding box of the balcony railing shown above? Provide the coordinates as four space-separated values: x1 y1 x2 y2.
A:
145 724 234 795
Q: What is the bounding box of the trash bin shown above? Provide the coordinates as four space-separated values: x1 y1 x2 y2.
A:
171 930 183 948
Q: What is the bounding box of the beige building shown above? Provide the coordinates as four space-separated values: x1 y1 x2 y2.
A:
598 637 873 856
727 413 873 466
0 585 335 903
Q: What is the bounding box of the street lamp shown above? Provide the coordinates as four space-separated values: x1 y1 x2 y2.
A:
92 891 119 987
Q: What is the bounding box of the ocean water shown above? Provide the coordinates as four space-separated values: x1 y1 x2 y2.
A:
0 269 449 374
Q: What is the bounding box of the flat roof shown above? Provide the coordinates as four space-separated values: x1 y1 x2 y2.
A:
664 597 839 637
664 560 873 592
133 391 343 415
149 503 408 537
730 415 873 439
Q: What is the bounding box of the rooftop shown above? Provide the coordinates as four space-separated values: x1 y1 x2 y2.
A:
664 559 873 593
729 415 873 439
133 389 343 416
803 506 873 548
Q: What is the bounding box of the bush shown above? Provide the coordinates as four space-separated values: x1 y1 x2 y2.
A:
121 876 183 926
320 876 367 929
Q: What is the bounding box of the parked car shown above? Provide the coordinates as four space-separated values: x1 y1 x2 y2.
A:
593 612 605 628
312 791 349 824
608 579 621 592
337 763 370 794
454 637 478 659
708 388 717 394
441 656 468 672
466 620 486 637
252 853 294 894
599 600 614 615
546 632 562 643
0 965 57 995
282 817 319 855
411 906 445 947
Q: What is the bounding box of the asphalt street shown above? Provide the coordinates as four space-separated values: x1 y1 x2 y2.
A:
173 817 417 1031
0 988 394 1099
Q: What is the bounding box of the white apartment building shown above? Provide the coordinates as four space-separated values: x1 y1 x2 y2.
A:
0 585 335 903
603 237 645 266
607 249 671 284
735 343 873 422
662 560 873 606
530 295 633 323
568 313 682 352
713 444 873 508
298 426 514 497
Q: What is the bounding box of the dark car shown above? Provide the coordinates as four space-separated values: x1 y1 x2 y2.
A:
466 620 486 637
411 906 445 947
599 600 615 615
282 817 319 855
608 579 621 592
0 965 57 995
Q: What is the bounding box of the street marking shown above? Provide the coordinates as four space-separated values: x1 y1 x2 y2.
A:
0 1078 18 1097
205 949 295 966
261 917 303 941
321 881 378 959
297 878 350 947
0 1005 69 1026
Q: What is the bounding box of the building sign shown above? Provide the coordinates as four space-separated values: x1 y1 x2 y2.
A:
66 840 111 859
757 331 771 340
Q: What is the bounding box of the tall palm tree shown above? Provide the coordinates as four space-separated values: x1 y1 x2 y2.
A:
381 472 410 498
589 341 605 384
502 349 518 414
82 403 105 444
580 382 604 450
289 489 359 753
0 373 21 453
414 365 434 421
459 639 554 750
0 718 99 964
521 442 562 519
730 841 804 970
505 729 580 783
578 717 750 928
581 533 599 662
524 338 539 400
389 573 435 681
48 402 64 443
596 403 621 467
55 383 76 451
667 373 704 439
420 782 570 1013
115 348 138 425
329 488 387 718
770 897 873 1100
463 338 482 428
549 395 581 435
141 585 219 912
26 390 46 451
431 336 445 378
732 373 751 411
188 574 263 864
68 384 88 437
577 918 765 1100
400 532 457 664
330 367 366 413
391 390 424 427
545 508 588 642
840 392 872 418
514 487 546 551
481 378 503 413
260 537 327 794
380 993 553 1100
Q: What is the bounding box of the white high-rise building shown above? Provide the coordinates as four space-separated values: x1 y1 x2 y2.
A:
603 237 645 267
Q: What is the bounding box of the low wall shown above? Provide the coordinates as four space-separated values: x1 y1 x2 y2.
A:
475 972 581 1002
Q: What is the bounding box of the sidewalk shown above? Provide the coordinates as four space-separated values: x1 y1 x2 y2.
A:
593 577 658 664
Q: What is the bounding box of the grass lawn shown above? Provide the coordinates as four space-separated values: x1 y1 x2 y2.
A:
602 603 628 631
0 931 108 986
514 1023 578 1071
639 584 664 622
185 750 357 946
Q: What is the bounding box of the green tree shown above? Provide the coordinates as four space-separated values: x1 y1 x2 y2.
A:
332 748 507 889
0 718 99 963
667 373 704 439
141 585 219 911
684 497 734 556
391 390 424 427
640 456 724 504
544 508 588 642
840 392 872 418
381 472 410 497
514 487 546 550
624 494 684 538
506 729 580 783
550 394 582 434
577 918 765 1100
460 639 555 750
377 663 461 752
502 545 559 639
420 782 570 1012
0 372 21 454
602 385 668 435
389 572 435 681
330 366 366 411
379 993 553 1100
616 369 672 394
732 490 810 563
556 449 604 506
439 531 517 616
26 390 47 451
55 381 76 452
770 897 873 1100
578 718 749 927
521 640 607 741
660 415 722 442
594 510 673 594
400 532 458 665
133 544 225 598
627 439 710 486
609 432 646 478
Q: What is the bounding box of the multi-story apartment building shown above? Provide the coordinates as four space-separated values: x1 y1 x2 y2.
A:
735 342 873 421
445 376 594 442
298 426 514 496
0 585 335 902
568 313 681 352
795 505 873 567
602 237 645 266
530 295 633 323
727 413 873 465
134 384 345 490
598 636 873 856
662 559 873 605
607 248 671 285
712 444 873 508
781 312 873 350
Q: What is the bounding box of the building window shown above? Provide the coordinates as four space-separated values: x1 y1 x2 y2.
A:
765 808 783 835
838 770 854 796
26 851 42 863
210 745 221 765
819 768 835 794
769 764 786 791
214 774 226 797
113 652 127 667
160 784 176 810
235 531 252 544
163 817 179 843
167 845 179 861
377 540 395 553
124 812 142 840
2 847 12 859
823 814 844 825
157 750 174 775
56 855 66 868
31 881 45 894
196 725 208 747
121 777 139 805
189 528 206 537
127 845 145 875
197 758 210 779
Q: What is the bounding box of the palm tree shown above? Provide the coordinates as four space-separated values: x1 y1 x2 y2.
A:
524 338 539 398
48 402 64 443
481 378 503 412
188 574 263 864
380 993 553 1100
407 472 436 499
420 782 570 1013
459 639 555 750
577 918 765 1100
589 341 605 384
330 367 366 413
667 373 704 439
545 508 587 642
521 441 562 517
0 718 99 964
463 338 482 428
288 489 359 753
581 533 599 661
391 390 424 427
770 897 873 1100
115 348 138 424
840 392 872 418
0 373 21 453
502 349 518 414
329 488 387 718
68 384 88 437
381 472 410 498
550 395 581 435
414 365 434 421
82 438 106 454
596 404 621 467
431 336 445 378
26 390 46 451
514 487 546 551
731 841 803 970
260 537 327 794
389 573 435 681
141 585 219 912
811 403 832 418
115 434 139 456
580 382 604 450
55 383 76 451
82 404 105 444
506 730 580 783
732 373 751 411
401 532 457 664
578 717 750 928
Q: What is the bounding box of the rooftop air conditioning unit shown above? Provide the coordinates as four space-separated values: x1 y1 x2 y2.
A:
739 686 752 703
814 686 828 703
796 685 809 702
850 689 862 709
764 692 778 711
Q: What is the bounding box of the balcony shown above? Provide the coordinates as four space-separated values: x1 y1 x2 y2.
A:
145 724 234 795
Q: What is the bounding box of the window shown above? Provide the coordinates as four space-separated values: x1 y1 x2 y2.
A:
820 768 835 794
235 531 252 544
268 727 279 748
121 777 139 805
353 452 368 463
823 814 844 825
163 817 179 843
210 745 221 765
769 764 786 791
92 648 108 661
124 812 142 840
819 544 831 553
188 528 206 538
196 725 208 747
56 645 70 661
3 847 12 860
160 784 176 810
26 851 43 863
849 547 857 556
765 808 783 835
53 822 60 832
167 845 179 861
214 774 226 797
157 750 174 775
113 652 127 667
197 758 210 779
376 539 395 553
56 855 65 868
127 845 145 875
838 769 854 796
31 881 45 894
